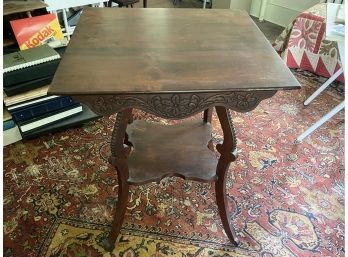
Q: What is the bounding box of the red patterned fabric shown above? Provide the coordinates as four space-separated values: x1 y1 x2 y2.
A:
273 3 344 83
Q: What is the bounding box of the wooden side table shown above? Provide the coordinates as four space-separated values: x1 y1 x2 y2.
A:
3 1 48 16
3 1 49 47
49 8 300 251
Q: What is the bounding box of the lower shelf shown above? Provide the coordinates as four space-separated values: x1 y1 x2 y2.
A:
126 119 218 185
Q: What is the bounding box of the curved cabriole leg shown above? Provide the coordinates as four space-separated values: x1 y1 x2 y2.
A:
103 108 133 252
215 106 239 246
203 108 213 123
204 108 214 151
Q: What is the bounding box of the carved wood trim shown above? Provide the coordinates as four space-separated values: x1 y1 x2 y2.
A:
73 90 276 119
109 108 133 163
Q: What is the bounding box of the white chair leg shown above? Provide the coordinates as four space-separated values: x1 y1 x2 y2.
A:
203 0 207 8
295 101 345 143
304 68 344 106
62 8 71 40
337 42 345 72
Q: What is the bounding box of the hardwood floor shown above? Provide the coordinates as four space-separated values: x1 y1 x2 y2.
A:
123 0 283 41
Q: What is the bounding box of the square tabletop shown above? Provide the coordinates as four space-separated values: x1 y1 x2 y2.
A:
49 8 300 95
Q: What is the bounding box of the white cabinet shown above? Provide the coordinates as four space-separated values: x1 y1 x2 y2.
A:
44 0 106 11
250 0 320 27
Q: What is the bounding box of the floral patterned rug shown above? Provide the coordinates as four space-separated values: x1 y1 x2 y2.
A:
3 68 344 257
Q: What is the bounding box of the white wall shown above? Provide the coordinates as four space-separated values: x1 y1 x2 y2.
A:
213 0 252 12
230 0 252 11
250 0 320 27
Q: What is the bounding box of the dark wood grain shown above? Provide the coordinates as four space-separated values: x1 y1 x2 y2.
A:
49 8 300 96
125 119 218 184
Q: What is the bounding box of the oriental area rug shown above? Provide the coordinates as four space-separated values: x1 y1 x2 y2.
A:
3 68 344 257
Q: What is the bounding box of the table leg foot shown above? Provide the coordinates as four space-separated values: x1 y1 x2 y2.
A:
215 161 239 246
106 174 129 251
215 106 239 246
101 237 115 252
